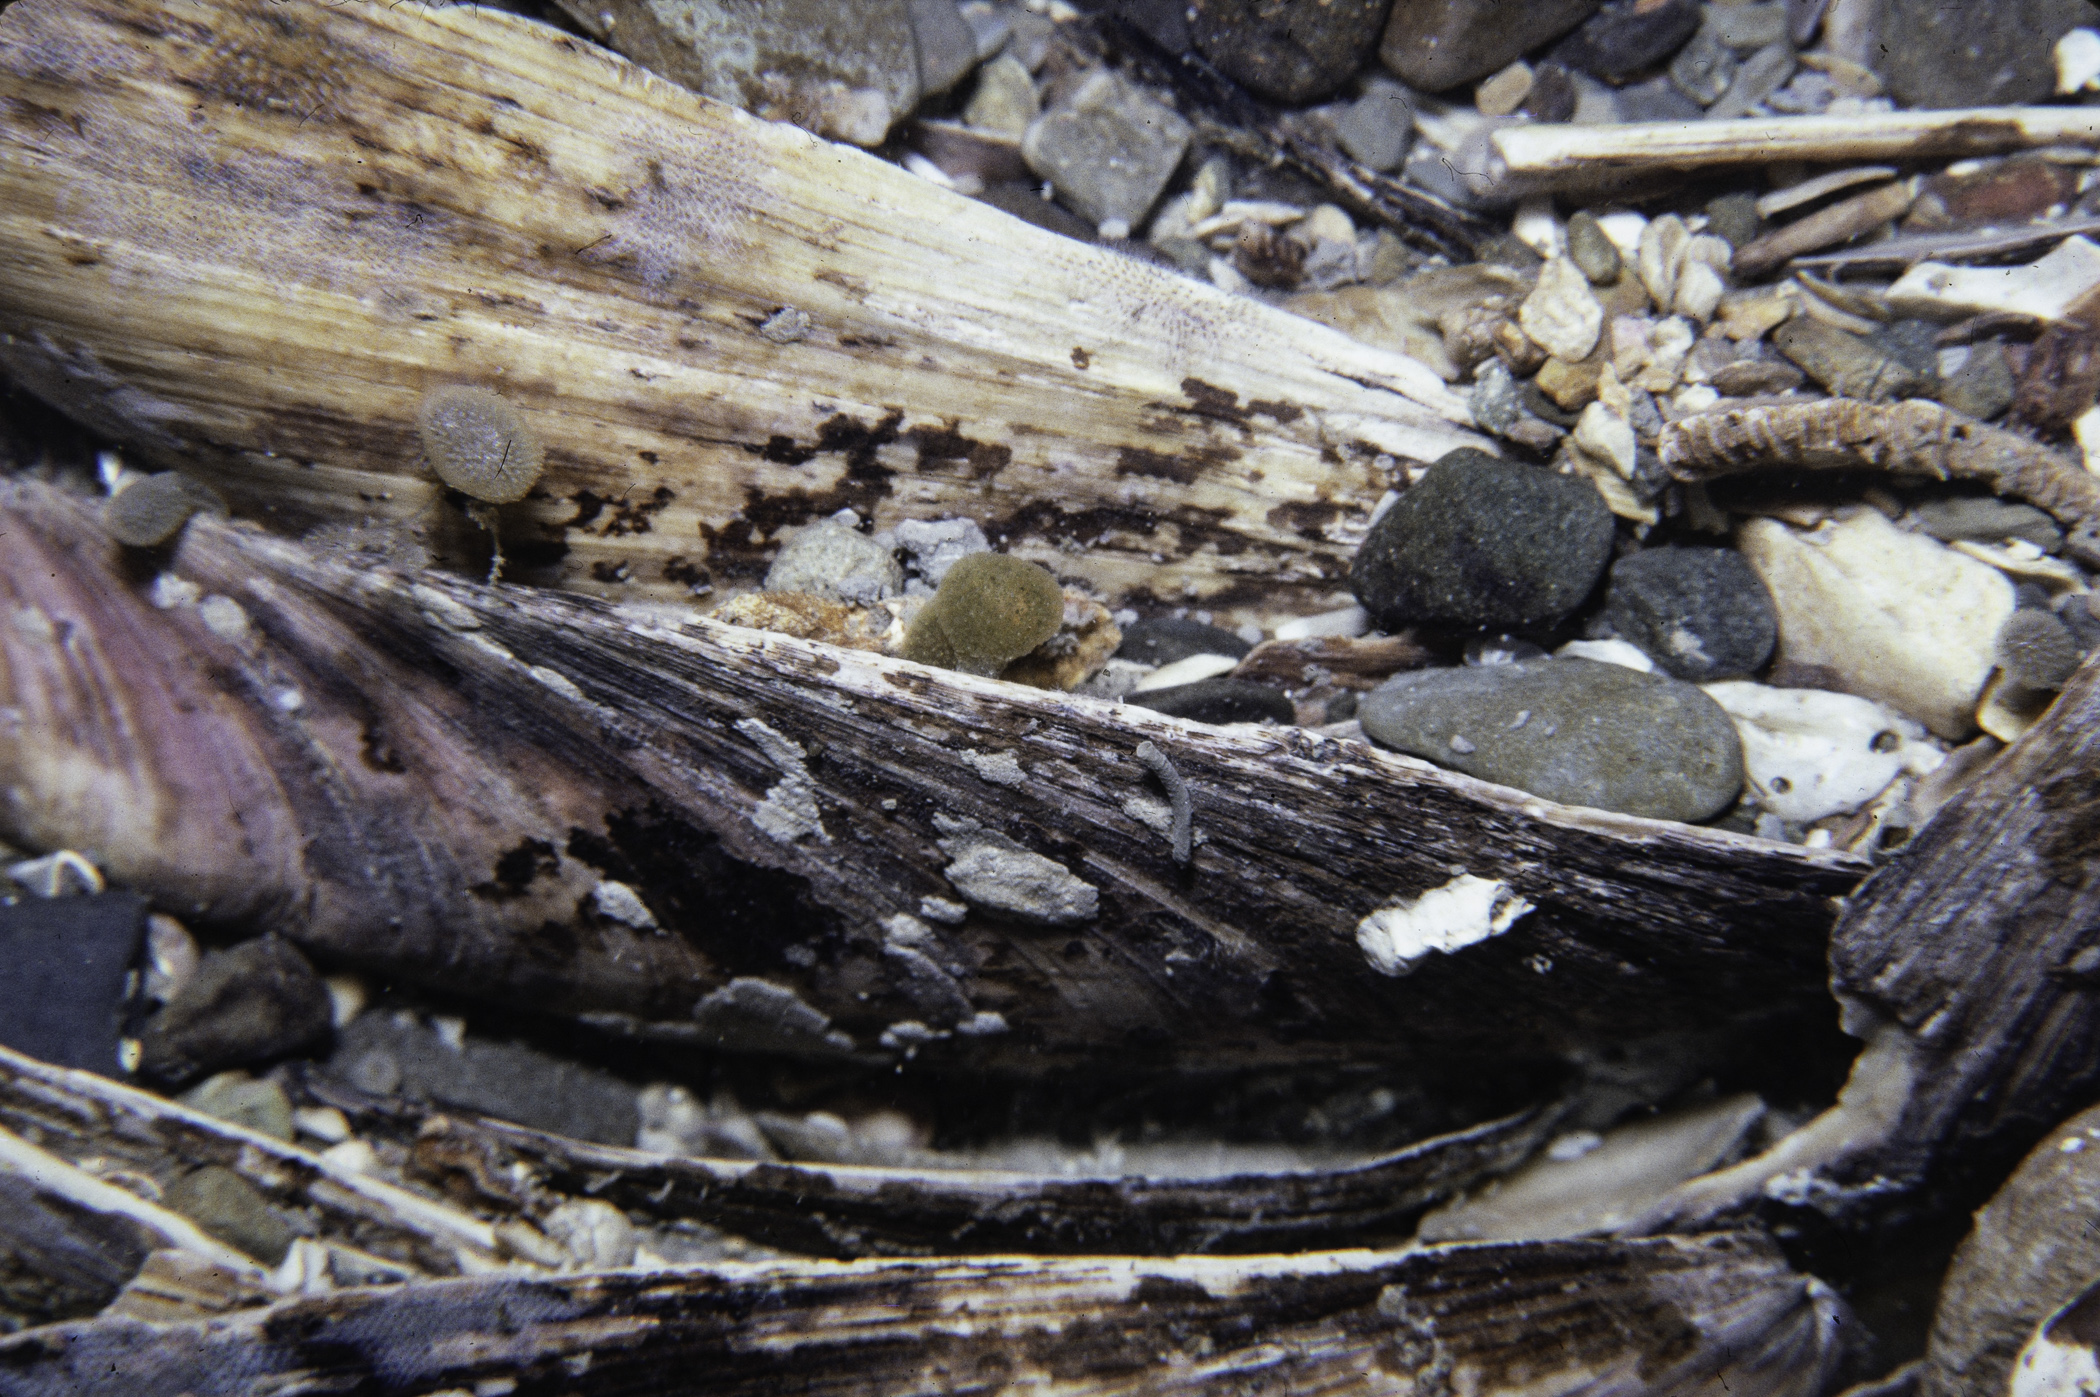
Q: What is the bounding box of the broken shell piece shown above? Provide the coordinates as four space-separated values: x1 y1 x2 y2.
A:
1739 513 2016 739
1887 236 2100 325
2057 28 2100 95
1976 669 2060 745
1355 873 1533 978
2012 1280 2100 1397
1519 257 1606 363
1701 682 1943 823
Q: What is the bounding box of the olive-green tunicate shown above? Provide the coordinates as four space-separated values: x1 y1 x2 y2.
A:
103 472 225 547
902 552 1063 678
417 384 543 504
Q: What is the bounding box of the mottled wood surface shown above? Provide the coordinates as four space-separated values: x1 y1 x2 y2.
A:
0 477 1867 1071
0 1232 1848 1397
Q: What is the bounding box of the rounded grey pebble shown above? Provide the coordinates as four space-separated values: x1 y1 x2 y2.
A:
1998 609 2084 690
763 518 903 605
1602 546 1777 681
1913 496 2065 554
1127 679 1294 725
1351 450 1616 633
1360 657 1745 822
1117 617 1252 665
1704 193 1762 250
104 472 224 547
1564 210 1622 285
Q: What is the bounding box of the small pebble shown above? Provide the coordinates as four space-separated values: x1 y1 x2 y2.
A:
1476 60 1534 116
763 516 903 605
1360 658 1745 822
1707 41 1798 119
1937 342 2018 421
1518 257 1605 364
104 473 225 547
1998 609 2083 689
179 1072 296 1142
1741 512 2016 738
1669 27 1738 104
1708 2 1789 49
1116 617 1252 666
1021 69 1190 230
1336 80 1415 171
1772 319 1926 402
1351 450 1615 633
163 1165 295 1264
964 53 1039 136
1564 210 1622 286
1710 359 1806 396
1552 0 1704 82
1704 193 1763 251
1913 497 2065 553
135 936 334 1088
1126 678 1295 725
1602 546 1779 682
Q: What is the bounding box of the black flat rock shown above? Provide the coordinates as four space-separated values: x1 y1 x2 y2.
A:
0 892 148 1077
1116 617 1253 666
1127 678 1294 725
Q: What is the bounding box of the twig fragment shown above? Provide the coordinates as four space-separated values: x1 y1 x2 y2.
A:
1135 740 1192 865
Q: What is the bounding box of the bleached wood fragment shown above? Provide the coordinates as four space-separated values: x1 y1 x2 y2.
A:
1483 109 2100 199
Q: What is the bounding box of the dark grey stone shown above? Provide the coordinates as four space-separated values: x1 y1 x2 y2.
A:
1521 61 1578 120
0 892 146 1079
1870 319 1943 389
1939 342 2018 421
1602 546 1778 681
1705 39 1796 117
2059 594 2100 652
1022 70 1191 231
1669 26 1738 104
1551 0 1703 81
1378 0 1603 91
1565 209 1622 285
1882 0 2100 109
162 1166 295 1265
1704 193 1763 251
1998 609 2084 689
1117 617 1253 665
912 0 983 97
1337 80 1417 171
136 937 331 1087
1615 74 1706 121
1360 657 1745 821
1192 0 1393 103
1350 450 1615 632
325 1011 642 1147
1772 319 1926 402
1914 496 2065 553
1127 679 1295 724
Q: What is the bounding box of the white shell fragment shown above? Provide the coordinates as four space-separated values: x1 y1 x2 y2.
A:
1702 683 1944 823
1518 257 1605 363
589 880 658 930
2057 28 2100 94
1355 873 1534 978
1131 653 1241 691
1888 236 2100 325
2014 1280 2100 1397
1739 513 2016 739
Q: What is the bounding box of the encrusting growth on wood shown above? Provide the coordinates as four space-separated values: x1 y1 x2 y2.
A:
1136 739 1192 864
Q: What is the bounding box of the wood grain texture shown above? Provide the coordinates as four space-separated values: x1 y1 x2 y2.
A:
0 1232 1850 1397
1829 648 2100 1192
0 0 1482 620
0 476 1867 1071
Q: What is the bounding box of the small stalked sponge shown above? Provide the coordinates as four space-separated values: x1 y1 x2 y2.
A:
417 384 543 504
103 472 225 546
903 552 1064 677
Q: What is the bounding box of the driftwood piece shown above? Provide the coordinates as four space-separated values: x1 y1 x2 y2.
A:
1658 398 2100 565
0 476 1867 1070
0 1045 506 1278
0 0 1481 621
1483 109 2100 200
1620 650 2100 1235
373 1100 1565 1257
0 1232 1850 1397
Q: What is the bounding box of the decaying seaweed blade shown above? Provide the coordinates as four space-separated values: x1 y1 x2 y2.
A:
0 476 1865 1069
1621 645 2100 1237
1659 398 2100 565
0 0 1481 620
0 1230 1849 1397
